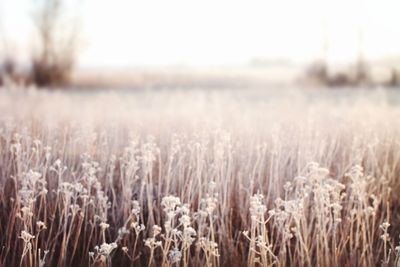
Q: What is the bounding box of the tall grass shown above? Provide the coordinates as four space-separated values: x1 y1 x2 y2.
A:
0 88 399 266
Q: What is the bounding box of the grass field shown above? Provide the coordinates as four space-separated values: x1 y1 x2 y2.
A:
0 87 399 266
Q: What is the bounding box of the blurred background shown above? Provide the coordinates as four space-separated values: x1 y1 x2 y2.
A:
1 0 400 89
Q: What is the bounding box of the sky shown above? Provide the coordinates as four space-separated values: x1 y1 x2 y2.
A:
1 0 400 68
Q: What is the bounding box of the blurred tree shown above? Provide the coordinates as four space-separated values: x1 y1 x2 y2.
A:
31 0 80 87
389 68 399 87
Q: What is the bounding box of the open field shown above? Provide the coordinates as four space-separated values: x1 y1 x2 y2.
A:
0 87 400 266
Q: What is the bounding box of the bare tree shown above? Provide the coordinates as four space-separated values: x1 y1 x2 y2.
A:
31 0 80 87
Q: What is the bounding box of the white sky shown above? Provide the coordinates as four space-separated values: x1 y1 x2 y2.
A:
1 0 400 67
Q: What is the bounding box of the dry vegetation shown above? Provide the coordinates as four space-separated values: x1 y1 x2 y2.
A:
0 88 399 267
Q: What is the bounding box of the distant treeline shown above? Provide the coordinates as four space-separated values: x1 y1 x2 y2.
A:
305 60 400 88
